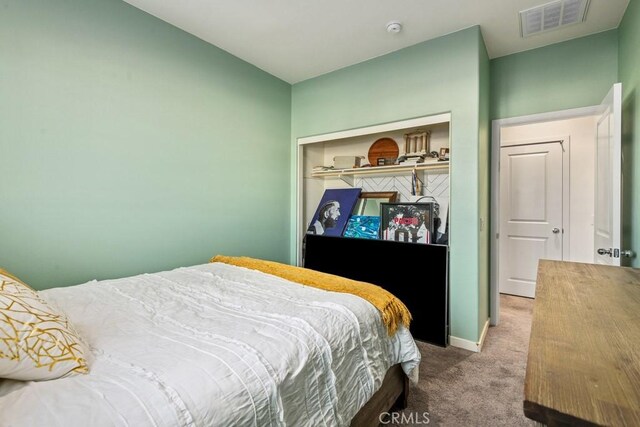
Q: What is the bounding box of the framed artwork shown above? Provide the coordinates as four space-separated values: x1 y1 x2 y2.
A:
306 188 361 236
352 191 398 216
342 216 381 239
439 147 450 161
380 202 436 244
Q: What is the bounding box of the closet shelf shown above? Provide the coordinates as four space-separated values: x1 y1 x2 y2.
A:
310 161 449 179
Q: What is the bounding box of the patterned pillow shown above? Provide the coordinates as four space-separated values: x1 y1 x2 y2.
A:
0 268 90 381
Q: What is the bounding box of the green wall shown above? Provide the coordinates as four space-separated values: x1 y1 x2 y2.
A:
619 0 640 267
478 34 491 336
292 27 488 343
491 18 639 267
491 30 619 120
0 0 291 290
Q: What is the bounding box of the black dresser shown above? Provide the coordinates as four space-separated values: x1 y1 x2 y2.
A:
303 234 449 347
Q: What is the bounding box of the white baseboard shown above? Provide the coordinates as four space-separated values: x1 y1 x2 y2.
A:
449 336 480 352
449 319 490 353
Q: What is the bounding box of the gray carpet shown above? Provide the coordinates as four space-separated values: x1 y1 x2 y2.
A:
390 295 536 426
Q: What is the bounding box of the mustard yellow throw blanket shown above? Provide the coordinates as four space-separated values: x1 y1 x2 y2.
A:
210 255 411 335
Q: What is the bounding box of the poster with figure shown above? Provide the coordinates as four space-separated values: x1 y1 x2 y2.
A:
380 202 436 244
306 188 362 237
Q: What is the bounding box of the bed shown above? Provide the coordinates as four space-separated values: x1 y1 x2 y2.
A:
0 259 421 426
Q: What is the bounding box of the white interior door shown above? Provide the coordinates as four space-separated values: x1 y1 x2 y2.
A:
499 142 563 298
594 83 622 265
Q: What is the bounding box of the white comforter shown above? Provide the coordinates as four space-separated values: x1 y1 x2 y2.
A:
0 262 420 427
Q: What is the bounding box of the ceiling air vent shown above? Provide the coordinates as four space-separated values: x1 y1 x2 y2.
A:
520 0 590 37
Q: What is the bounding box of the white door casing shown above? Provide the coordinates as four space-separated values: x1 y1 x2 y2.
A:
594 83 622 266
499 142 563 298
491 105 603 325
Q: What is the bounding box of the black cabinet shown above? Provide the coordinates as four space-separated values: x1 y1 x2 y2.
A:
303 234 448 347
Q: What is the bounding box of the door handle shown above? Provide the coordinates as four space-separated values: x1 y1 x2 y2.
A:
597 248 612 256
552 228 560 234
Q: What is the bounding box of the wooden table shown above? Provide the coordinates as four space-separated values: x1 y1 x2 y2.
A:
524 260 640 426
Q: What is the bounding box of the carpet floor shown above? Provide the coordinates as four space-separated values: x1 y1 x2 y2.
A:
390 294 536 426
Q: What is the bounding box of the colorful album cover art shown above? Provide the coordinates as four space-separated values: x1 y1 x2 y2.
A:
342 215 380 239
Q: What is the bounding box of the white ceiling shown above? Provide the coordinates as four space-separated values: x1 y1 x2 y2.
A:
122 0 629 84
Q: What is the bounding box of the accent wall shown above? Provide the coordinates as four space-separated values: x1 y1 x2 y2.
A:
292 26 490 344
0 0 292 289
490 30 619 120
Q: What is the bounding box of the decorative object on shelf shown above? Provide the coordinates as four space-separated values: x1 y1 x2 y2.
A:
404 130 430 156
439 147 450 161
411 170 423 196
342 216 381 239
368 138 399 167
353 191 398 216
376 157 397 166
333 156 365 169
307 188 362 236
397 130 431 165
397 156 424 165
380 202 437 244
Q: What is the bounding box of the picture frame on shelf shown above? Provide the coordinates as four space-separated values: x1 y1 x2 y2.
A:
306 188 361 237
342 216 381 240
439 147 450 161
353 191 398 216
380 202 436 244
343 191 398 240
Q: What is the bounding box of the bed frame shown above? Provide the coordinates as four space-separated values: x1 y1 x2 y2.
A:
350 364 408 426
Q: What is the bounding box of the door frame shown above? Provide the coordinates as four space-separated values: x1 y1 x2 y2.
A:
490 105 600 325
594 83 623 266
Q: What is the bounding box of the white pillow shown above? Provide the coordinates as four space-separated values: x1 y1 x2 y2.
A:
0 269 90 381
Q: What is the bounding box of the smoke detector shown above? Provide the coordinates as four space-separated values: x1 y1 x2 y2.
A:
386 21 402 34
520 0 590 37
